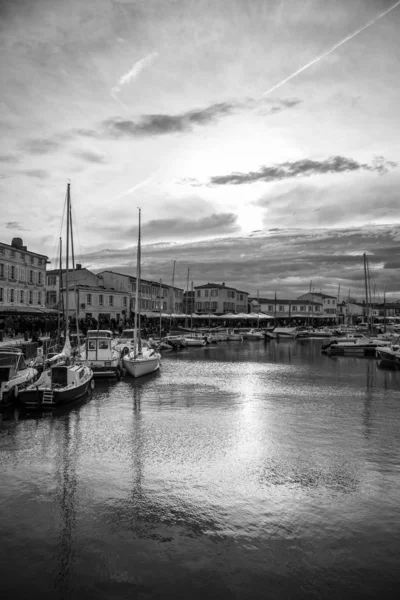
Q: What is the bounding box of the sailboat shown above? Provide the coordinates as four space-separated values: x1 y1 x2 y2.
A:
19 183 93 409
123 208 161 378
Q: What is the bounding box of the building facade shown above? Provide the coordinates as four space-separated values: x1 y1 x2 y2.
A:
249 297 324 319
297 292 337 318
194 283 249 314
0 237 48 315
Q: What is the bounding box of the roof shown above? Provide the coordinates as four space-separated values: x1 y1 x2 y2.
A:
46 267 94 275
0 241 48 259
96 270 184 291
299 292 336 299
194 283 249 295
249 297 323 306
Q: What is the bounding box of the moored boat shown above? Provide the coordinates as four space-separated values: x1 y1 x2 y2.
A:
80 330 125 378
242 328 264 340
0 347 38 406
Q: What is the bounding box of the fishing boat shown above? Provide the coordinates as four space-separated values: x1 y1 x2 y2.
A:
19 183 93 409
0 347 38 406
80 330 125 378
273 327 298 338
122 208 161 378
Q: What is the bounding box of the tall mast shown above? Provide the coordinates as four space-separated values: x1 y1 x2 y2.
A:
169 260 176 331
257 289 260 328
65 183 70 340
337 283 341 326
69 194 80 350
57 237 62 346
134 208 142 357
185 267 190 328
383 286 387 333
363 252 369 330
159 278 162 339
190 280 194 330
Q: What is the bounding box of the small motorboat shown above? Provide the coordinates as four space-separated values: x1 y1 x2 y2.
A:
0 347 38 406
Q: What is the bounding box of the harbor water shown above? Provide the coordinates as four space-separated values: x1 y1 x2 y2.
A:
1 339 400 599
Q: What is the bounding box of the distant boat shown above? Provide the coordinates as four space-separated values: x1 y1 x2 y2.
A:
242 328 264 340
122 209 161 378
273 327 298 338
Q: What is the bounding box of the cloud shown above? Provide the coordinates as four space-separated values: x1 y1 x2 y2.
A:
208 155 397 186
111 51 158 98
81 96 302 140
22 138 62 154
5 221 29 231
22 169 48 179
0 153 18 163
74 150 108 163
77 225 400 301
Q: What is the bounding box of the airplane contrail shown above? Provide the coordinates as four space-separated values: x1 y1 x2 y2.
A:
115 176 155 199
262 0 400 97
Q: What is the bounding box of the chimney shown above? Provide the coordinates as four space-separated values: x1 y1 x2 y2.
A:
76 263 82 270
222 282 225 286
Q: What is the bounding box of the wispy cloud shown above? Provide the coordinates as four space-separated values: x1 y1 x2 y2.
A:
74 150 108 164
208 156 397 186
22 169 48 179
22 138 62 154
0 153 18 163
6 221 29 231
115 176 155 199
111 51 159 99
80 96 302 139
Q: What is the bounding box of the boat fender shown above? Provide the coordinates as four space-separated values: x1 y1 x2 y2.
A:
90 380 95 390
14 385 19 399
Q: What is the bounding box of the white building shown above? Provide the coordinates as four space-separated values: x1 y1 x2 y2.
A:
195 282 249 314
297 292 337 318
248 297 324 319
0 237 48 316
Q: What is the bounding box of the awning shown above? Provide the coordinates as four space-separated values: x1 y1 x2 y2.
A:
0 306 60 316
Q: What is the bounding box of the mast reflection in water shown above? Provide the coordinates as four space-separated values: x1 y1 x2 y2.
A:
1 340 400 599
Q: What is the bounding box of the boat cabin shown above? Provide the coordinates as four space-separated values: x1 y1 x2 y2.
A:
51 364 86 387
87 330 114 339
85 337 113 359
0 350 27 384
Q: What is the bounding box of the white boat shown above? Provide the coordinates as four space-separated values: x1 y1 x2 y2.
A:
183 333 208 346
242 328 264 340
273 327 298 338
122 208 161 378
226 329 243 341
80 330 125 378
323 334 392 357
0 347 38 406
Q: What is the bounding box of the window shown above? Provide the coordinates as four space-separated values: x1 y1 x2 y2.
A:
10 250 15 258
197 290 201 297
300 306 304 312
205 301 210 309
196 302 202 310
38 272 42 285
20 290 24 303
30 256 34 264
211 302 217 309
38 291 41 305
309 305 312 311
10 265 15 280
123 297 127 307
10 289 14 303
88 341 96 351
268 305 273 312
29 270 34 283
327 299 330 304
99 294 104 306
29 291 33 304
87 294 92 305
239 294 243 301
292 306 297 312
332 299 336 305
0 287 3 302
0 263 4 278
38 258 43 265
0 247 4 254
205 290 209 297
19 268 25 282
279 305 284 312
47 275 57 285
109 295 114 307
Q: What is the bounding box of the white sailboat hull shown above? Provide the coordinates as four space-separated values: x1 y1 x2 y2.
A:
123 354 161 378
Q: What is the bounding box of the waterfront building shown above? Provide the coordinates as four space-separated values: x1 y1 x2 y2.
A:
248 297 324 320
97 270 184 315
0 237 49 316
194 283 249 314
297 292 337 319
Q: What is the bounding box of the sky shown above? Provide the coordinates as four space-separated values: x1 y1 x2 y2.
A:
1 0 400 299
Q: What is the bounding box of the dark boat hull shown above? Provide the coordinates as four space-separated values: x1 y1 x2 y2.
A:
19 377 92 409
